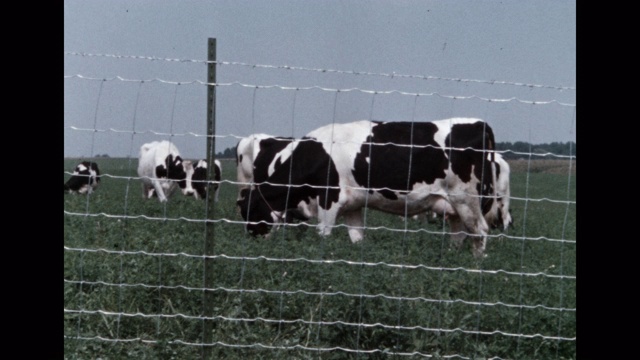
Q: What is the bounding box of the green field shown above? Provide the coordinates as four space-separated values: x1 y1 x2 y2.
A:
64 157 576 359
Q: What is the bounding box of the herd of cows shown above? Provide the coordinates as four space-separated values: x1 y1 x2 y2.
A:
65 117 513 258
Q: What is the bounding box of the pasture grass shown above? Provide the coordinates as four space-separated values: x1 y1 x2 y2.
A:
64 158 576 359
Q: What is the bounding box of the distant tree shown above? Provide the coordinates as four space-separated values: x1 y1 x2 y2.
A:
216 146 237 159
496 141 575 159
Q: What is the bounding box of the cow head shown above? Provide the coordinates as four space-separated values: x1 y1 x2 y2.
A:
486 196 514 230
237 188 281 236
182 160 209 199
156 154 187 187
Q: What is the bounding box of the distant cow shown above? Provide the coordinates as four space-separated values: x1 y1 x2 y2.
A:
64 161 101 194
237 118 497 258
184 159 222 201
236 134 311 225
137 140 192 202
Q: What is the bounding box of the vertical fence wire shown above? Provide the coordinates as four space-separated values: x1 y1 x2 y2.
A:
555 106 576 357
355 92 377 357
116 80 144 342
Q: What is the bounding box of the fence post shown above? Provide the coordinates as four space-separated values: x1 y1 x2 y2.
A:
202 37 216 359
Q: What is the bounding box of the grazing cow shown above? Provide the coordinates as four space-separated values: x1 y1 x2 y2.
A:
137 140 191 202
237 118 497 258
236 134 309 224
184 159 222 201
64 161 101 194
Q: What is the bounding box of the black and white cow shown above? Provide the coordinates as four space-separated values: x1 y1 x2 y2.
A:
236 134 309 223
237 118 498 258
184 159 222 201
137 140 193 202
64 161 101 194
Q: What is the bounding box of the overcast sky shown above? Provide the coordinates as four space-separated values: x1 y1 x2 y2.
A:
64 0 576 159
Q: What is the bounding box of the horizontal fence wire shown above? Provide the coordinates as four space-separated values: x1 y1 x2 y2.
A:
62 127 577 160
63 172 577 207
63 74 576 107
64 308 575 342
63 247 576 280
64 51 576 91
63 211 575 245
63 279 575 312
63 335 519 359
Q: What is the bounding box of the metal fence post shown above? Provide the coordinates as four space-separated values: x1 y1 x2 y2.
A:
202 37 216 360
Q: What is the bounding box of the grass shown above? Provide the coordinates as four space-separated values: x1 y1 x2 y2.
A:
64 157 576 359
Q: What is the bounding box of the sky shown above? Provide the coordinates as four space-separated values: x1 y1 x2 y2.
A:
64 0 576 159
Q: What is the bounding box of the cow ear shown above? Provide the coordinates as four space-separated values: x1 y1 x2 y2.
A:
164 154 174 169
174 155 183 166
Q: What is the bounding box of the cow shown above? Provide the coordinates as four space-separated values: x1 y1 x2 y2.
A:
236 134 309 224
64 161 101 194
237 118 498 258
184 159 222 201
137 140 191 202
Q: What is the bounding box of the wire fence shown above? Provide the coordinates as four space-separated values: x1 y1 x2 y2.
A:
64 51 576 359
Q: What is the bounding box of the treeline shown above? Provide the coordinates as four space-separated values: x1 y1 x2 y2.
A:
215 141 576 160
495 141 576 159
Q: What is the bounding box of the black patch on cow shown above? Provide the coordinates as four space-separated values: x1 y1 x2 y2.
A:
252 137 295 185
237 188 273 236
64 161 101 192
237 137 339 236
192 161 209 199
155 164 168 179
353 122 448 200
445 122 496 214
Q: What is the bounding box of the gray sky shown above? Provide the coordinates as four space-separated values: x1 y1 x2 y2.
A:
64 0 576 159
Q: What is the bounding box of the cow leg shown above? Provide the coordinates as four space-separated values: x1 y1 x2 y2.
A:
316 205 340 237
452 201 489 258
343 209 364 243
471 236 487 258
142 183 152 199
151 180 168 202
448 215 467 249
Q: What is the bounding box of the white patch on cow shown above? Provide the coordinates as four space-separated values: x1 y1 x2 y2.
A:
181 160 196 197
214 160 221 201
76 164 88 172
296 199 317 219
236 133 275 199
486 153 512 230
268 141 298 176
137 140 183 202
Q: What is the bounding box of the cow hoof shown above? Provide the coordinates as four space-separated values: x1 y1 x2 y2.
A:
472 251 487 259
